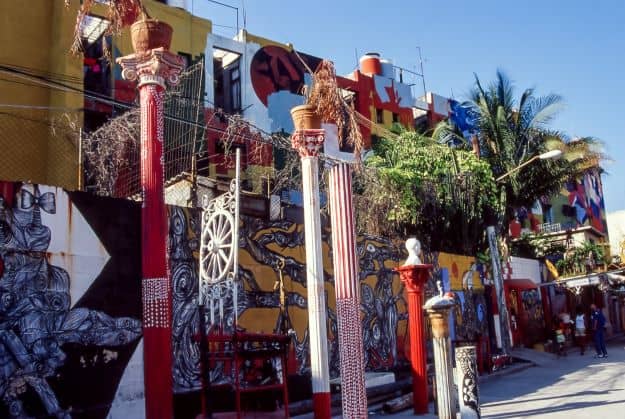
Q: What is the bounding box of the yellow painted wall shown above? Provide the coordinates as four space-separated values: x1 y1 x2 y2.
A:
0 0 81 188
0 0 211 189
238 223 338 337
438 252 482 291
235 221 485 371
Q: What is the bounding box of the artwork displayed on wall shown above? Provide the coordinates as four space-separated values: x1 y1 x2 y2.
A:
510 169 608 236
167 209 412 388
1 181 494 416
0 182 142 419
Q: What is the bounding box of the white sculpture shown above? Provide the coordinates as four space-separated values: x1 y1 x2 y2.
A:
403 237 422 266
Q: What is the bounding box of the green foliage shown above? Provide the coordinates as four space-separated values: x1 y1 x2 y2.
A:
509 233 567 259
555 240 607 277
353 131 497 254
433 71 606 236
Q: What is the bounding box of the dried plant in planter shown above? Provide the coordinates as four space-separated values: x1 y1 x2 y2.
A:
66 0 142 54
300 59 364 162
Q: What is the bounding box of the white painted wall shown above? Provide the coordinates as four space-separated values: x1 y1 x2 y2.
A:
607 210 625 257
31 185 111 307
426 92 450 116
107 340 146 419
508 256 542 284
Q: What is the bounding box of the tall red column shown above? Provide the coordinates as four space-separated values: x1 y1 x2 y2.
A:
328 162 367 418
117 48 184 419
395 263 431 414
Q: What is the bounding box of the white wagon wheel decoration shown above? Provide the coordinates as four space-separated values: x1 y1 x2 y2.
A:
201 208 235 284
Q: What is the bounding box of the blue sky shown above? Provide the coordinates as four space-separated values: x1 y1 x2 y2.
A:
194 0 625 212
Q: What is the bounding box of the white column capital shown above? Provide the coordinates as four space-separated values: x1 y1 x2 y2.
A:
116 47 185 89
291 129 325 158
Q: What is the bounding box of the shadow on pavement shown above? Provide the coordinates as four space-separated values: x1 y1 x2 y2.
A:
482 388 624 408
483 399 625 418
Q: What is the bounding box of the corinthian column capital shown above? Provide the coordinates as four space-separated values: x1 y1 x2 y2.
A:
116 47 185 89
291 129 325 158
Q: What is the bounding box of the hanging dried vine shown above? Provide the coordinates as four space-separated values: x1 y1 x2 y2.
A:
66 0 142 54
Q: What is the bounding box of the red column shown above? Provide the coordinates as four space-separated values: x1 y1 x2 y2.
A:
395 264 432 414
117 48 184 419
140 82 172 419
328 162 367 418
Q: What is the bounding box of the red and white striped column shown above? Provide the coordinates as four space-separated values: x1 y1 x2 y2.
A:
291 129 331 419
328 162 367 418
117 48 184 419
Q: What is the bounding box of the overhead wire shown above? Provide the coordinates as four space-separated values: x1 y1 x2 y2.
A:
0 61 374 166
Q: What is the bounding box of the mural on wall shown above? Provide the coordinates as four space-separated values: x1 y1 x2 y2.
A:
521 288 545 344
422 252 489 343
169 206 202 392
563 170 607 232
0 181 494 416
510 169 607 236
167 208 411 390
0 183 142 419
358 237 407 369
245 42 416 138
248 44 320 133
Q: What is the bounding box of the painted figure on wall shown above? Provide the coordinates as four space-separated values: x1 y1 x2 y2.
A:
358 238 407 370
0 184 142 418
560 170 607 232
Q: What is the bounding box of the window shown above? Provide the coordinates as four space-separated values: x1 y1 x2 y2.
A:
213 47 242 113
230 66 241 112
392 112 399 123
376 109 383 124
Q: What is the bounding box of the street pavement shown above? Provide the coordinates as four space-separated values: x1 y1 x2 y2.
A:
478 340 625 418
307 339 625 418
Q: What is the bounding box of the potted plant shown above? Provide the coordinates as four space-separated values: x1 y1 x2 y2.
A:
67 0 172 56
129 8 173 54
290 59 363 158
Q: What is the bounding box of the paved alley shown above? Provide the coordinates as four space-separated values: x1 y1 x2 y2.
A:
479 341 625 418
355 340 625 419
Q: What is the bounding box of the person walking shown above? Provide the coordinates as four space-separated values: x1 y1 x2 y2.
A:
552 315 567 357
574 306 586 355
590 304 608 358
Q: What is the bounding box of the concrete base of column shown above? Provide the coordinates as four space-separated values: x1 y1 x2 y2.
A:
433 336 456 419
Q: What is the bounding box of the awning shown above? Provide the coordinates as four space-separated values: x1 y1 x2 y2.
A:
558 275 601 289
554 269 625 290
504 278 538 291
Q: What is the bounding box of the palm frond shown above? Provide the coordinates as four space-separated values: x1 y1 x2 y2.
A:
525 93 565 129
495 69 515 113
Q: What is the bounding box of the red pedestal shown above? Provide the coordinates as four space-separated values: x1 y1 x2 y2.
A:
395 264 432 415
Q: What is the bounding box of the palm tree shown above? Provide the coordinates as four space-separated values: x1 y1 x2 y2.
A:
434 70 605 233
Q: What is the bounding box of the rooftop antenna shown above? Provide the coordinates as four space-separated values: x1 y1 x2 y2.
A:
206 0 240 34
416 46 427 97
242 0 247 29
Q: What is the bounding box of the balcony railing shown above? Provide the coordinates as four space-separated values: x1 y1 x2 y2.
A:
538 222 561 233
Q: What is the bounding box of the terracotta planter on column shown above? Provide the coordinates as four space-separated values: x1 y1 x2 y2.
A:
291 104 321 130
131 18 173 53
